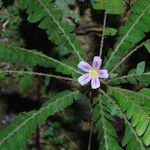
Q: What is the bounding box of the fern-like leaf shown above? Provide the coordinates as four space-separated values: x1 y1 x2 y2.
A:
0 90 81 150
108 86 150 146
0 43 81 78
92 94 122 150
105 0 150 72
122 126 146 150
111 87 150 108
21 0 86 60
144 40 150 53
101 90 146 150
107 72 150 85
0 69 75 82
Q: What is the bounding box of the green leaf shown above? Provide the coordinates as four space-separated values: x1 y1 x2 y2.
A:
21 0 86 60
144 40 150 53
0 43 80 78
0 0 2 8
107 72 150 85
142 124 150 146
106 0 124 14
108 87 150 146
92 0 124 14
136 61 145 74
118 88 150 108
55 0 79 24
102 90 146 150
139 88 150 97
122 127 145 150
0 69 6 80
104 27 118 36
93 94 122 150
19 74 33 92
92 0 105 10
122 127 133 146
0 90 81 150
105 0 150 72
0 70 75 84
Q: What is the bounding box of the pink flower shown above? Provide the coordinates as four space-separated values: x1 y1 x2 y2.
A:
77 56 109 89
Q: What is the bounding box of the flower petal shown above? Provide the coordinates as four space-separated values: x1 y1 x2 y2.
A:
78 73 91 86
91 77 100 89
78 61 91 72
99 69 109 79
92 56 102 69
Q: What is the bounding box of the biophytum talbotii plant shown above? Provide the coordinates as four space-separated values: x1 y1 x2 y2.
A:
0 0 150 149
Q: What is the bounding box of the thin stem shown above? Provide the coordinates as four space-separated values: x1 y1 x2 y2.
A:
99 11 107 58
109 42 144 74
87 124 93 150
98 97 109 150
62 130 77 149
87 98 93 150
36 125 41 150
2 70 76 81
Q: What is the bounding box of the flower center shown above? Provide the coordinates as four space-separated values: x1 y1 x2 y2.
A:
89 67 99 78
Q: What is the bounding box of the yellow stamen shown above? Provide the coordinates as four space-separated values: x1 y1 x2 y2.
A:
89 67 99 78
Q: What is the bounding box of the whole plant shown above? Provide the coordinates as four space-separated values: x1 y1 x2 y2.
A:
0 0 150 149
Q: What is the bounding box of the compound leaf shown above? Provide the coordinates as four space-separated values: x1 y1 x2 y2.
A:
0 90 81 150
